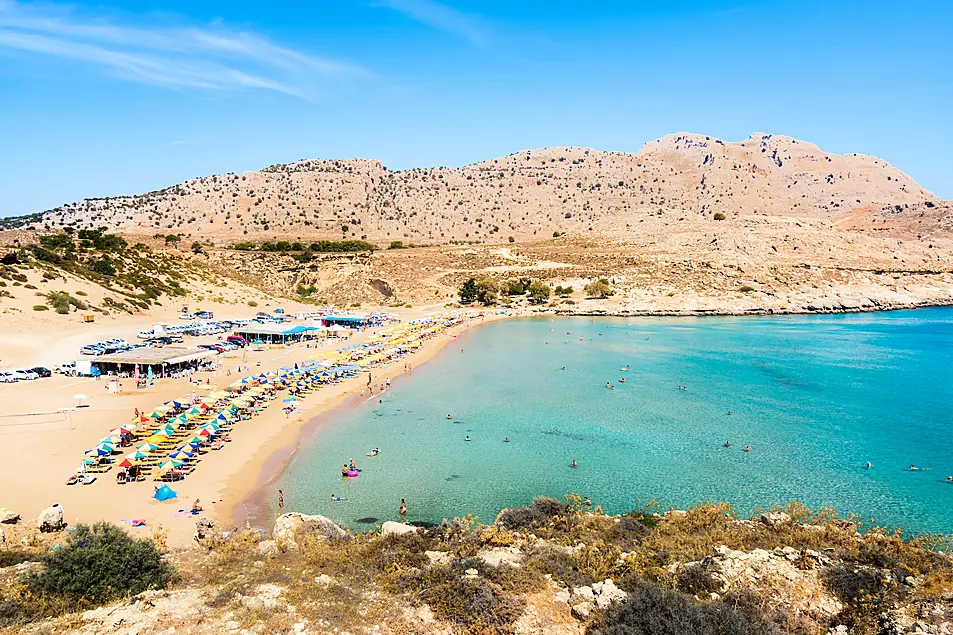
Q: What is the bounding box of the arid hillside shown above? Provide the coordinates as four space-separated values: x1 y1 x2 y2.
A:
6 132 947 244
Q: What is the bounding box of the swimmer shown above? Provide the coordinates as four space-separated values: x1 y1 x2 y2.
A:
465 436 471 441
447 414 452 420
725 441 731 447
744 445 751 452
331 494 344 502
341 464 349 476
349 458 357 470
503 437 509 442
606 382 611 389
571 460 578 468
619 378 625 383
866 462 872 469
561 366 566 371
947 476 952 482
910 465 918 471
400 498 407 515
727 410 732 415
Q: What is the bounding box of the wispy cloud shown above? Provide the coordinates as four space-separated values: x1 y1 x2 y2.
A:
0 1 366 98
375 0 489 44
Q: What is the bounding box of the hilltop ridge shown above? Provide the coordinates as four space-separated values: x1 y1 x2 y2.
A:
5 132 946 244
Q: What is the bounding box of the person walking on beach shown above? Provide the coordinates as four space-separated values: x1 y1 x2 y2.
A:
278 489 284 511
400 498 407 516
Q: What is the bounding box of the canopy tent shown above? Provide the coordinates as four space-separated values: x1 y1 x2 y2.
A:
154 484 178 501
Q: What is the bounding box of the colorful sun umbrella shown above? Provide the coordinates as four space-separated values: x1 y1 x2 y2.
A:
137 443 159 452
118 458 139 468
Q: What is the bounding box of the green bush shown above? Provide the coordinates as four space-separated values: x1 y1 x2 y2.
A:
24 523 174 607
713 212 726 221
585 278 612 298
740 286 755 293
248 300 258 307
32 305 49 311
90 258 116 276
527 281 551 303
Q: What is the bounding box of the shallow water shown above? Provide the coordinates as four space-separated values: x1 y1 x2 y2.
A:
277 308 953 533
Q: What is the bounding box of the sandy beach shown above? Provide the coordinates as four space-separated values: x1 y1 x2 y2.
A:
0 305 510 547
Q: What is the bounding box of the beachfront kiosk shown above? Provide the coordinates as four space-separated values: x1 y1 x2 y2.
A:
92 346 215 377
232 323 326 345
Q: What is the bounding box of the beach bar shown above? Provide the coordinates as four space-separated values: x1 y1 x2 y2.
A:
93 347 215 375
232 323 326 345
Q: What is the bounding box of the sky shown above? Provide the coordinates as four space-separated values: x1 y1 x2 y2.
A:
0 0 950 217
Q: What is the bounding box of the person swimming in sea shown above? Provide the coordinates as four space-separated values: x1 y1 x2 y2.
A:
561 366 566 371
727 410 732 415
571 460 578 468
606 382 611 389
349 458 357 470
725 441 731 447
341 464 349 476
866 462 872 469
947 476 952 483
619 378 625 383
910 465 919 471
744 445 751 452
400 498 407 515
447 414 452 420
331 494 344 502
503 437 509 442
465 435 471 441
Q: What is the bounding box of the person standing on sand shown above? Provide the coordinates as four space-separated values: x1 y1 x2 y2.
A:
278 489 284 511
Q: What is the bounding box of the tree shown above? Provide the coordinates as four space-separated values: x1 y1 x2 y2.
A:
191 241 203 254
459 278 479 304
475 277 499 305
554 285 574 296
527 281 551 303
584 278 612 298
164 234 180 246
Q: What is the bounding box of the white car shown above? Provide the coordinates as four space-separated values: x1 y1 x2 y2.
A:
10 371 31 381
18 370 39 380
0 371 16 383
179 313 195 320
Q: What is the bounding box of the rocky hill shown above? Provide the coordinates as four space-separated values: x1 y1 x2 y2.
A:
7 133 947 244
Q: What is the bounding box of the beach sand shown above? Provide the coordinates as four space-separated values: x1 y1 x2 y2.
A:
0 306 508 547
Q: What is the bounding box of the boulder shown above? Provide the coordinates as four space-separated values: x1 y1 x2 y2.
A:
759 512 791 527
274 513 346 546
0 526 4 545
592 579 627 609
37 504 66 533
571 602 594 620
0 509 20 524
381 521 418 537
257 540 279 559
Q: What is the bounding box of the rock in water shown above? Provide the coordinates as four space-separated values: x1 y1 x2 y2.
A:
37 504 65 533
381 521 418 536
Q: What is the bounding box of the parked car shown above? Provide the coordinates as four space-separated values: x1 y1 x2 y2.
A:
273 308 285 314
29 367 52 377
226 335 248 347
196 311 214 319
0 371 16 383
179 312 195 320
11 371 30 381
18 370 39 380
80 345 102 355
55 363 75 375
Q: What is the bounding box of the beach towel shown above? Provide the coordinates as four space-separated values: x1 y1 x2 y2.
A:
122 519 147 527
173 510 192 517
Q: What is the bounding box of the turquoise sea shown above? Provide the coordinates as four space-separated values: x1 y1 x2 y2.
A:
275 308 953 534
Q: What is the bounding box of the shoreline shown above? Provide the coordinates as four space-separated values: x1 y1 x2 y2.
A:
224 302 953 535
218 312 514 534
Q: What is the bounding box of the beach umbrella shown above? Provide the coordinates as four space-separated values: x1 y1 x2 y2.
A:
153 404 171 413
169 450 192 460
159 460 183 470
118 458 139 468
126 450 150 460
110 425 132 435
137 443 159 452
148 410 164 419
188 436 204 445
131 415 150 424
198 428 214 437
187 406 204 415
282 396 298 403
165 400 183 408
85 447 110 457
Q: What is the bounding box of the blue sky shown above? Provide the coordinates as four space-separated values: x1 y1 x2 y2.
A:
1 0 950 217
